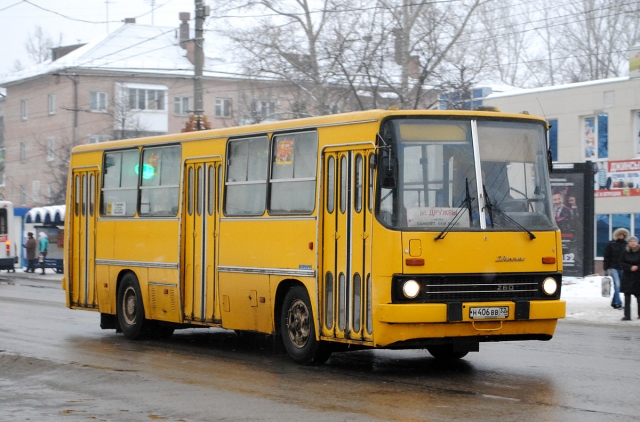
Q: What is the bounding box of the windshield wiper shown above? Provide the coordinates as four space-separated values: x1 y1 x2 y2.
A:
483 185 536 240
435 178 474 241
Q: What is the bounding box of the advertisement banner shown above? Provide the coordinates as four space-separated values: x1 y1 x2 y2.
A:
551 162 594 277
594 159 640 198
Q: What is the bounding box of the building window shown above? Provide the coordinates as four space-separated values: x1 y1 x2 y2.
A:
215 98 232 118
46 137 55 161
88 135 110 144
324 104 340 115
47 183 54 201
549 119 558 162
20 142 27 163
292 101 307 118
48 94 56 115
21 100 28 120
90 91 108 112
596 213 639 257
20 185 26 205
174 96 190 115
128 88 166 111
583 114 608 160
32 180 40 203
251 100 276 121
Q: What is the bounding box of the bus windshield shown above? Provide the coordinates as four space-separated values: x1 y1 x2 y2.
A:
377 118 555 232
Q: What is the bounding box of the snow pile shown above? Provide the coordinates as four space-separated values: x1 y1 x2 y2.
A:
562 275 640 325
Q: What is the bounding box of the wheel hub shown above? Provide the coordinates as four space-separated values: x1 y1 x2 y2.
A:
286 299 310 349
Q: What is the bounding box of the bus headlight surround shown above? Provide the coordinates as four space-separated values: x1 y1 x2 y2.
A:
402 279 420 299
542 277 558 296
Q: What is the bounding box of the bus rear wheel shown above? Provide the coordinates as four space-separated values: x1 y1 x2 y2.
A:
426 344 469 360
117 273 149 340
281 286 331 365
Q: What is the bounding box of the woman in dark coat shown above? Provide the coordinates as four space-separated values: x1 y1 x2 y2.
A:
619 236 640 321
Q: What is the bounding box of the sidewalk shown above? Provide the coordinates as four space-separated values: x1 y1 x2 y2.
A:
1 270 637 326
1 267 63 283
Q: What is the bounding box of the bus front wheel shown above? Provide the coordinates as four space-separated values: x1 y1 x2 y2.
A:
426 345 469 360
280 286 331 365
117 273 148 340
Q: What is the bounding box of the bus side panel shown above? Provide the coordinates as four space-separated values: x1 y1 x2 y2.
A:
218 272 271 332
111 220 180 264
218 219 316 270
218 219 317 333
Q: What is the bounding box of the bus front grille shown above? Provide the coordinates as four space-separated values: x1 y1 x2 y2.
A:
392 273 561 303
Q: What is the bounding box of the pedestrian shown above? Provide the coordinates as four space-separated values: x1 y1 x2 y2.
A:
619 235 640 321
22 232 37 273
38 232 49 275
603 227 629 309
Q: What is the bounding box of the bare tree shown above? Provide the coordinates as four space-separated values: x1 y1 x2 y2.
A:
219 0 345 116
25 26 56 65
219 0 489 112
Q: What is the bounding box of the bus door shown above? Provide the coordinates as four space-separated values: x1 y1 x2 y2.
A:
321 148 374 342
183 159 220 323
70 168 98 308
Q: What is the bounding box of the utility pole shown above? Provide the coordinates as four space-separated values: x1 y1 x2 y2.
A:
193 0 209 130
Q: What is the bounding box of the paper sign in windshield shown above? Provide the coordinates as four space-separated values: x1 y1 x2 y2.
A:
407 207 469 228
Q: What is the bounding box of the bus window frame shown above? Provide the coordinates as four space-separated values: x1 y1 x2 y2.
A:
268 130 319 216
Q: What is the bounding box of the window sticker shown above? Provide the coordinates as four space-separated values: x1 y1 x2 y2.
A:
276 139 294 165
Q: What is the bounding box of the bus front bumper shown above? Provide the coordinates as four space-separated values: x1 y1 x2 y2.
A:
372 300 565 348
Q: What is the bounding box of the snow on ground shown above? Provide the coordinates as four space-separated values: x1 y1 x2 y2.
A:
562 275 640 325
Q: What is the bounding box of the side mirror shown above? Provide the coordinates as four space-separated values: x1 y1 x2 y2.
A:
381 156 398 189
547 148 553 174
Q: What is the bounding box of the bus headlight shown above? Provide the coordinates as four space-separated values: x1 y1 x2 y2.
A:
542 277 558 296
402 279 420 299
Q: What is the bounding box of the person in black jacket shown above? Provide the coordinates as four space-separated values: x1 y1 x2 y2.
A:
619 236 640 321
603 227 629 309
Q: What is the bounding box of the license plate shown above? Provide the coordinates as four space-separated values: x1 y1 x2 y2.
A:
469 306 509 319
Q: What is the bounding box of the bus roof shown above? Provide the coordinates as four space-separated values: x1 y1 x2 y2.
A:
71 109 546 154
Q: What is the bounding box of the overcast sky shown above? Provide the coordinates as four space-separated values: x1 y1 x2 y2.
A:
0 0 197 75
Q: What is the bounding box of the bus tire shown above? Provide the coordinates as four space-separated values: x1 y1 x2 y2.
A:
117 273 149 340
281 286 331 365
426 345 469 360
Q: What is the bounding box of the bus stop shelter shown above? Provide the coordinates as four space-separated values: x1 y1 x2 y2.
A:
23 205 65 273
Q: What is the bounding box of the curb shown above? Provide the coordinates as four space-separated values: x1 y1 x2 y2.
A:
0 269 63 283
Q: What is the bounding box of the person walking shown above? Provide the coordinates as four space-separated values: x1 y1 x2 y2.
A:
38 232 49 275
603 228 629 309
22 232 37 273
619 235 640 321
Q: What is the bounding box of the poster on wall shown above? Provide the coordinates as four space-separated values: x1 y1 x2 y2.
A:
551 163 594 277
594 159 640 198
584 118 596 159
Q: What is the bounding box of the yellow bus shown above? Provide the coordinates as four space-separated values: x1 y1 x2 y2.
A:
64 109 565 364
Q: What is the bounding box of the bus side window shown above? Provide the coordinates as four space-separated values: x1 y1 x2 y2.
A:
139 146 181 217
269 131 318 214
102 149 139 217
225 136 268 216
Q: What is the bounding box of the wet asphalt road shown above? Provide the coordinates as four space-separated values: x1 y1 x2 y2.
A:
1 273 639 421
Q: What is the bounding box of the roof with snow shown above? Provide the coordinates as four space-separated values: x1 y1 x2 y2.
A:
25 205 65 224
0 23 243 86
486 76 629 99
